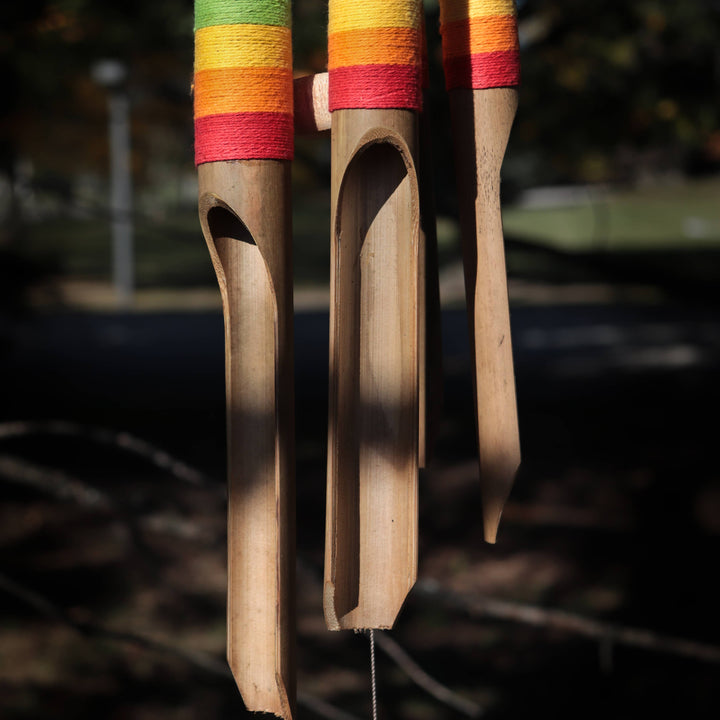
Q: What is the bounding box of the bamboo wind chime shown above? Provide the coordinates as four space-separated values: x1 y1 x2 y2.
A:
325 0 424 632
193 0 521 716
438 0 521 543
194 1 295 717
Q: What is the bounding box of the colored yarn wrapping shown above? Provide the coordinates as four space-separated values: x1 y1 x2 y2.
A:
328 0 424 111
193 0 293 163
439 0 520 90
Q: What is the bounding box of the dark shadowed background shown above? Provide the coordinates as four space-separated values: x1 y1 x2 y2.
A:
1 1 719 718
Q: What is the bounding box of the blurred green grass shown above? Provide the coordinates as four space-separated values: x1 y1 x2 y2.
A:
23 210 212 288
19 177 720 292
22 191 333 289
502 177 720 252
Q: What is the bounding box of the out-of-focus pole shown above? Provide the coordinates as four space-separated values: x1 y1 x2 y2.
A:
93 59 133 307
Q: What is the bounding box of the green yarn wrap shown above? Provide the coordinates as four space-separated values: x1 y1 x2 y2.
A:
194 0 291 30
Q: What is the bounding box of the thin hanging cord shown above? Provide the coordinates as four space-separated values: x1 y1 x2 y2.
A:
369 630 378 720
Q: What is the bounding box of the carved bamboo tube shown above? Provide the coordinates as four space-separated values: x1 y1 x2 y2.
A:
324 0 425 631
439 0 522 543
194 2 295 716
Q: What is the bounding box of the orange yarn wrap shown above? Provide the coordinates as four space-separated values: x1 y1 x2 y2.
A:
328 0 424 111
439 0 520 90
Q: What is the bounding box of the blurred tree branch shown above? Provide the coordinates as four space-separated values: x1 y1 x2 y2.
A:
415 579 720 665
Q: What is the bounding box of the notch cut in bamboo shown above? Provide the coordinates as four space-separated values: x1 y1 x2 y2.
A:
449 87 521 544
325 110 421 631
198 161 295 719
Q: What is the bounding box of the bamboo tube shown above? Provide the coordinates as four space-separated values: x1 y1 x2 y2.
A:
325 111 420 631
449 87 520 544
198 163 295 718
293 68 438 466
439 0 522 543
324 0 424 633
194 2 295 716
291 71 441 470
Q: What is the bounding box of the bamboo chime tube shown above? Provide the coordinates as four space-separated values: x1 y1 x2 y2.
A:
439 0 521 543
325 0 424 631
194 2 295 717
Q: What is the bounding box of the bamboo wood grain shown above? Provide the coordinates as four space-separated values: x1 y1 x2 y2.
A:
325 109 420 630
198 161 295 719
448 87 521 544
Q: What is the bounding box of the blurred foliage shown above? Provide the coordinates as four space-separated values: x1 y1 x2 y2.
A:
509 0 720 185
0 1 196 182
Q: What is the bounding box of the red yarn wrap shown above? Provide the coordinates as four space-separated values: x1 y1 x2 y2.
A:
194 113 294 163
328 65 422 112
443 50 520 90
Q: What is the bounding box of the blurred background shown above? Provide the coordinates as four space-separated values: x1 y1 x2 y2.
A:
1 1 719 718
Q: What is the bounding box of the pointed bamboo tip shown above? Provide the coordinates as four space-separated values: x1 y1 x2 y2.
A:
480 458 520 544
482 503 503 545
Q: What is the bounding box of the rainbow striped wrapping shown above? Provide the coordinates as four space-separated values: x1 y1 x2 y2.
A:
194 0 293 164
328 0 424 111
439 0 520 90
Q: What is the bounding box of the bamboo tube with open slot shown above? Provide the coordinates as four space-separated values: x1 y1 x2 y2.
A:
194 2 295 717
324 0 425 631
439 0 522 543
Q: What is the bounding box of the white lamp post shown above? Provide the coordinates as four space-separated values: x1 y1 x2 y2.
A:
92 59 134 308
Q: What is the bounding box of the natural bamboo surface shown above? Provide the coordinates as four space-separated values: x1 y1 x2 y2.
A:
448 87 521 544
325 109 420 630
198 160 295 719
